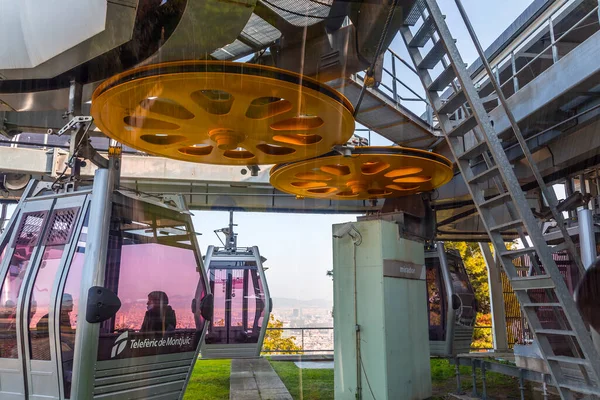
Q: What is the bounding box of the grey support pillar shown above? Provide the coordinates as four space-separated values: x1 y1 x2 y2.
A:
577 205 600 352
479 243 509 352
70 167 116 399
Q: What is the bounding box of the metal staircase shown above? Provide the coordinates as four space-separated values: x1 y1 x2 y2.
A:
399 0 600 398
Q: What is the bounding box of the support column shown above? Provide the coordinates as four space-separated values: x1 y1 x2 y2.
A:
577 205 600 352
479 243 509 352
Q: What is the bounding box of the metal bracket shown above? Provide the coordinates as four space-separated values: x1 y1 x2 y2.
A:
333 144 354 157
55 116 93 136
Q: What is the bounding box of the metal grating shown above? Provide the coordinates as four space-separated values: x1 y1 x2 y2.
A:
14 211 47 247
211 39 254 60
404 0 426 25
261 0 332 27
240 14 282 48
45 207 80 246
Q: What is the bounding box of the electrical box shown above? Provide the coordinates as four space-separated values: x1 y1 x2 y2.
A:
333 219 432 400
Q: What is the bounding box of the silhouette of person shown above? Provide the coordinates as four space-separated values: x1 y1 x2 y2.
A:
140 291 176 333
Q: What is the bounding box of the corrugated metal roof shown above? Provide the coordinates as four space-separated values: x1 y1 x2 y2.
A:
262 0 332 27
211 39 253 60
241 14 281 48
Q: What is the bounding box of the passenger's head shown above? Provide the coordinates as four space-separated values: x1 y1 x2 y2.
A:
147 291 169 310
3 300 16 312
62 293 74 313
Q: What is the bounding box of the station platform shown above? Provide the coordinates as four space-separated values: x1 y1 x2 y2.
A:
229 358 292 400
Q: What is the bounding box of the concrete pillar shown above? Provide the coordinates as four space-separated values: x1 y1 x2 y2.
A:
333 220 432 400
479 243 509 352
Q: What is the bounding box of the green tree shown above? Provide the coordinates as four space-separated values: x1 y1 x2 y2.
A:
262 315 302 354
446 242 491 314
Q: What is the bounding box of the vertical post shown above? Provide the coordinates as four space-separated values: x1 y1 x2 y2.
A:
0 203 7 234
70 167 116 399
479 243 509 351
576 175 600 351
471 362 478 397
510 51 519 93
518 369 526 400
301 329 305 352
548 17 559 63
578 207 596 269
481 362 487 400
392 55 398 104
455 360 463 394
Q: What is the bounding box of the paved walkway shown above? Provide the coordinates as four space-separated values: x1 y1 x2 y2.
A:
229 358 293 400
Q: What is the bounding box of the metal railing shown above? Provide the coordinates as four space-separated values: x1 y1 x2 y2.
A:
262 326 494 353
354 48 434 126
473 0 599 98
262 327 334 354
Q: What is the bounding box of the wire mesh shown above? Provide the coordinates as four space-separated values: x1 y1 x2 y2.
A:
241 14 282 48
262 0 333 27
45 208 79 246
15 212 47 247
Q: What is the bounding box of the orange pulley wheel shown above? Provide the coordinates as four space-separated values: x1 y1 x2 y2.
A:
91 61 356 165
270 146 454 200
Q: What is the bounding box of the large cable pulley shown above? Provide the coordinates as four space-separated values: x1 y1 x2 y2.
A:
270 146 453 200
91 61 355 165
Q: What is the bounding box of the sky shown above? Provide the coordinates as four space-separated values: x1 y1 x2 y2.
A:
0 0 536 304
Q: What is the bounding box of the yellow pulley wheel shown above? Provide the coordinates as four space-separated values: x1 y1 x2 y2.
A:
91 61 355 165
270 146 453 200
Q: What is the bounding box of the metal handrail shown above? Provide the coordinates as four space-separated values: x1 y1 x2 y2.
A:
262 326 334 354
497 4 599 92
471 0 598 94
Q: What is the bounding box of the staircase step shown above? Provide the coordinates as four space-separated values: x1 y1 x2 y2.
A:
559 382 600 396
459 140 488 161
521 302 562 308
536 328 577 336
490 219 523 233
437 90 467 115
480 192 511 209
428 65 456 92
468 165 500 185
418 40 447 69
409 16 436 47
547 356 591 367
448 115 478 138
404 0 426 26
510 275 555 291
500 247 537 259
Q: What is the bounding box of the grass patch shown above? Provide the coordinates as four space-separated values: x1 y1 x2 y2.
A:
270 361 334 400
183 359 231 400
184 358 555 400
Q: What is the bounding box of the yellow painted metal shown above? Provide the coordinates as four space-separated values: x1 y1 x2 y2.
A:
270 146 453 200
91 61 355 165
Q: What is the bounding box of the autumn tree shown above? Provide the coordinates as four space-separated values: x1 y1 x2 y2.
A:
445 242 491 314
262 315 302 354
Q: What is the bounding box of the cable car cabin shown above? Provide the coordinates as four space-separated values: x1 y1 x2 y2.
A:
0 171 211 400
201 245 271 359
425 245 477 357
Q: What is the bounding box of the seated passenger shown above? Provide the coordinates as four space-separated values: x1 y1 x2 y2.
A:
141 291 177 333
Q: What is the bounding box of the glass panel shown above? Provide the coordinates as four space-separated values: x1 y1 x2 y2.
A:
447 254 476 323
426 258 446 341
205 260 264 345
97 198 205 361
206 268 227 344
59 212 89 399
28 207 79 361
0 211 47 359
